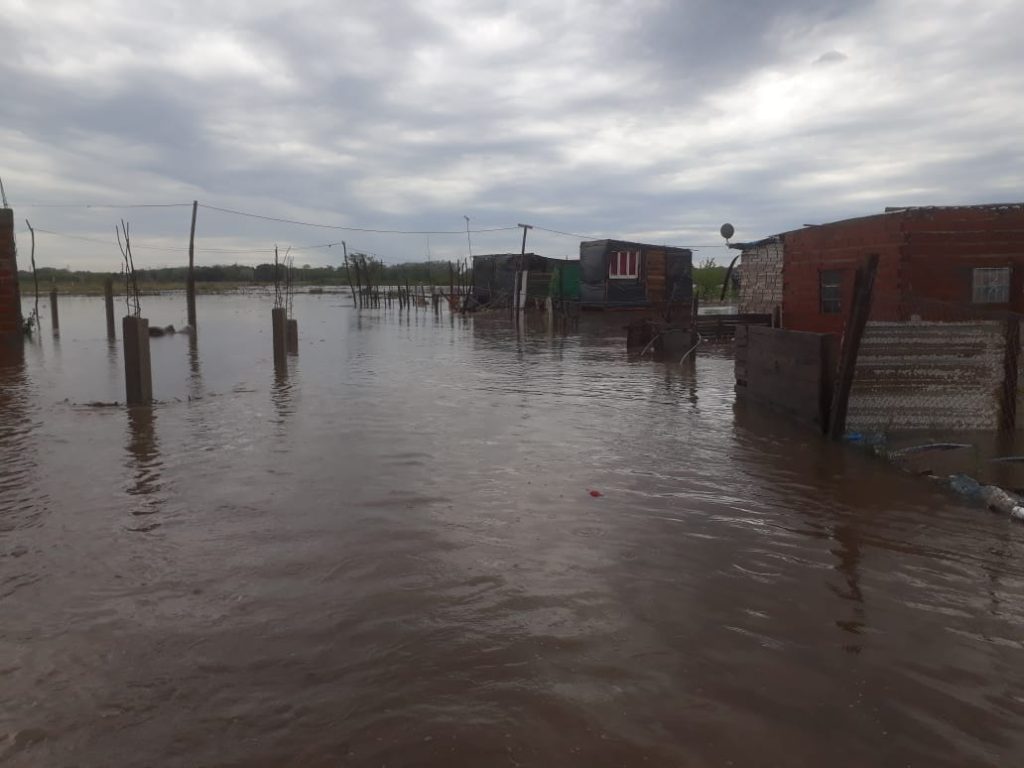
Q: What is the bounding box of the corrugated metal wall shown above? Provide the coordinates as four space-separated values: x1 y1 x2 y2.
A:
847 321 1006 431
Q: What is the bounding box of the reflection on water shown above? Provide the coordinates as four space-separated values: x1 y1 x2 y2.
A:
0 343 39 533
271 363 294 427
0 295 1023 768
187 330 202 399
125 406 160 500
830 522 865 654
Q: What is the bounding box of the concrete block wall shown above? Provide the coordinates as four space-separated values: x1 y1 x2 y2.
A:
737 240 783 314
0 208 23 339
847 321 1006 432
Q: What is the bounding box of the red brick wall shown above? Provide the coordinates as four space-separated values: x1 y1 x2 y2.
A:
780 205 1024 332
0 208 23 339
902 206 1024 314
781 213 905 333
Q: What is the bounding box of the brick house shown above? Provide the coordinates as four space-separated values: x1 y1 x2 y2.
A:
735 204 1024 333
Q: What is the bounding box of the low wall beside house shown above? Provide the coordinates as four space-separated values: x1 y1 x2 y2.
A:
0 208 22 339
735 325 838 430
846 321 1009 432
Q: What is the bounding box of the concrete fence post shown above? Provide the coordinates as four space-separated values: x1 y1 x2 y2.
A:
49 288 59 332
286 318 298 355
272 307 287 368
104 278 116 339
122 316 153 405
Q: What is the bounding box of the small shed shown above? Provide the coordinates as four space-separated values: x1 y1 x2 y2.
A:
579 239 692 310
472 254 579 307
472 253 545 307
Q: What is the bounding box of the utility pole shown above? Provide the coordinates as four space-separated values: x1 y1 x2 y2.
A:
342 240 356 307
25 219 39 330
513 223 532 321
187 200 198 328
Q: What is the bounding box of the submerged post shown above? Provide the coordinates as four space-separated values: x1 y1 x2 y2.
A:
104 278 116 339
49 287 59 332
186 200 198 328
122 316 153 405
287 317 298 355
272 306 287 368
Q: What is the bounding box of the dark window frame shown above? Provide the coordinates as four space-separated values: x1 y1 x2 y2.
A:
820 269 843 314
971 266 1011 304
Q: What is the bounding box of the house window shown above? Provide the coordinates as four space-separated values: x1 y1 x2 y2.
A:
972 267 1010 304
820 270 842 314
609 249 640 279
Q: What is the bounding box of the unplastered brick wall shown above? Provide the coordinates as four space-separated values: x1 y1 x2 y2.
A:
0 208 22 338
738 240 783 314
847 321 1006 432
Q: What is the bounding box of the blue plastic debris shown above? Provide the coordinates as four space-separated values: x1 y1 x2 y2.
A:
949 473 983 499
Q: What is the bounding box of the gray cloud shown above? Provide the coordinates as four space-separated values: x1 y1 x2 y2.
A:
814 50 848 65
0 0 1021 268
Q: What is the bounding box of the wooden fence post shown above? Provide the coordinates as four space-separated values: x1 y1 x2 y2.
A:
1000 316 1020 431
828 253 879 440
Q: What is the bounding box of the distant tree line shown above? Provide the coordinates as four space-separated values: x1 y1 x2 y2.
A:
692 257 739 301
18 258 475 289
19 258 735 296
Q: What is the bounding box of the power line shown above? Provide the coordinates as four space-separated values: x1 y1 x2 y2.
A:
198 203 518 235
13 199 732 250
533 225 603 240
532 225 730 248
18 226 373 258
16 202 193 209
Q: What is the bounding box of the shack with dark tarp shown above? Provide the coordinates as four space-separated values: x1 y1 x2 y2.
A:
473 253 579 307
579 240 692 310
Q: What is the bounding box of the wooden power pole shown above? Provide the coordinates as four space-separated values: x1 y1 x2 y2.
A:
187 200 198 328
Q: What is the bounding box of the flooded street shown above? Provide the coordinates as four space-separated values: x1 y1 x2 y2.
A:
2 294 1023 767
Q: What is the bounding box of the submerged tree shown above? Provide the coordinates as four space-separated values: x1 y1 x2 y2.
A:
117 219 141 317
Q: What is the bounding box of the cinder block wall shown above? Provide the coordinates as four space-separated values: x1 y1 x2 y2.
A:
738 241 783 314
0 208 23 339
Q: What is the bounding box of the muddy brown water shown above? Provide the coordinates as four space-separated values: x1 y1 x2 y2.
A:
1 294 1023 767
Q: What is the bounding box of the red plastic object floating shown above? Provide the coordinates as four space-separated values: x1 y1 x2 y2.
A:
588 490 603 497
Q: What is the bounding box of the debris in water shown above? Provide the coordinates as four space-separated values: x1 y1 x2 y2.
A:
891 442 972 456
588 490 603 498
949 474 1024 523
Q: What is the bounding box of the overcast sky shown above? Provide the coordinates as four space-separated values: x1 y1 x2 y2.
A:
1 0 1021 269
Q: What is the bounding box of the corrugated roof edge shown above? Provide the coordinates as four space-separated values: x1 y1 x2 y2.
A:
728 235 782 250
580 238 692 254
884 202 1024 212
730 202 1024 248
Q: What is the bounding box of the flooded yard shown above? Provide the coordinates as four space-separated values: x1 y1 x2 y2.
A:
2 294 1023 766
